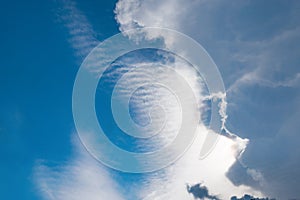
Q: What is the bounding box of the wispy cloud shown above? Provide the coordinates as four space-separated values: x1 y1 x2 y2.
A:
34 135 125 200
227 27 300 93
55 0 99 58
33 2 123 200
102 49 206 152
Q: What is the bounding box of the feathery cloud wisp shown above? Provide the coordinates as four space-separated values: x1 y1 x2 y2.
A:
55 0 99 58
34 135 125 200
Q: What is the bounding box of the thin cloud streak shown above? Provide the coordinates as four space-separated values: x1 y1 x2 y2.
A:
55 0 99 58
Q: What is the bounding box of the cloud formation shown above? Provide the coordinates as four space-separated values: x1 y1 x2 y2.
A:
114 0 300 199
186 183 220 200
231 194 275 200
35 0 300 199
55 0 98 58
34 135 125 200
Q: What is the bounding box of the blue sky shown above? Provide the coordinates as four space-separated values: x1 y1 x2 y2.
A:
1 0 300 199
0 1 117 199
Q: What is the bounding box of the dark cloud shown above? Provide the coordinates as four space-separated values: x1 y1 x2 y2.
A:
186 183 277 200
186 183 220 200
230 194 275 200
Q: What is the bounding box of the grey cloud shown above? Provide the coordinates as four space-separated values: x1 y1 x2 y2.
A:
230 194 275 200
186 183 220 200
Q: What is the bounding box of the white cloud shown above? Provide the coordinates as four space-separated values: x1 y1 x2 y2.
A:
55 0 99 58
115 0 183 31
34 135 125 200
105 50 205 151
34 3 124 197
114 0 197 47
138 125 263 200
